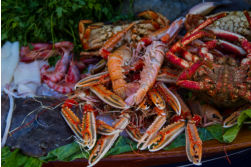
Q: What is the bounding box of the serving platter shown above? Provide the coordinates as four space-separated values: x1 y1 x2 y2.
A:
43 127 251 167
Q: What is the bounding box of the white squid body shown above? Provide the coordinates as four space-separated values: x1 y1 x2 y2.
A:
1 41 20 90
13 61 41 96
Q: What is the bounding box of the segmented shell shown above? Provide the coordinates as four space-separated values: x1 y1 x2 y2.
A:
208 11 251 39
186 11 251 40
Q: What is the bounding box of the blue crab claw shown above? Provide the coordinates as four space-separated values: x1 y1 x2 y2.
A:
148 120 185 151
90 84 130 109
137 110 166 150
186 121 202 166
88 113 130 167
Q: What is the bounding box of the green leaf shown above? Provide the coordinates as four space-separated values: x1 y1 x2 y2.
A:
56 7 63 18
206 124 224 143
106 136 137 156
40 142 87 162
238 109 251 126
223 125 241 143
223 109 251 143
1 147 42 167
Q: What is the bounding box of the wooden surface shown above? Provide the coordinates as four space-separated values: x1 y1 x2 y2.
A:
43 127 251 167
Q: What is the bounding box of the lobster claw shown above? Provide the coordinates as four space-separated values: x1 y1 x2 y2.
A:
90 84 130 109
148 120 185 151
148 88 166 110
97 119 119 135
186 121 202 166
88 113 130 167
79 108 97 150
61 106 82 138
157 82 181 115
223 111 241 128
126 124 142 142
75 71 110 89
137 110 166 150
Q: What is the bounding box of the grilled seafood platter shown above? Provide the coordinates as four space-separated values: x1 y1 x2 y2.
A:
2 1 251 167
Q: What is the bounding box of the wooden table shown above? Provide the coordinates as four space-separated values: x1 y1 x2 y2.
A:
43 128 251 167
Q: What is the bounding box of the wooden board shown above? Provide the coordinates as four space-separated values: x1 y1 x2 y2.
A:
42 127 251 167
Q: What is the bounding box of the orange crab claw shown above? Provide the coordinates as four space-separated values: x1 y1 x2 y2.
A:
137 108 166 150
80 104 97 150
148 88 166 110
88 113 130 167
157 82 181 115
148 120 185 151
90 84 130 109
75 71 110 89
99 21 138 58
185 121 202 165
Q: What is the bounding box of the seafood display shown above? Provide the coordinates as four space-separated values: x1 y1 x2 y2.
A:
2 2 251 167
59 8 250 167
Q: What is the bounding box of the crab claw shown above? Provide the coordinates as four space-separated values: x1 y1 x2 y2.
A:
88 113 130 167
90 84 129 109
157 82 181 115
96 119 118 135
137 109 166 150
223 111 241 128
61 106 82 138
186 121 202 166
148 88 166 110
99 21 138 58
138 10 169 26
148 120 185 151
126 124 142 142
79 104 97 150
75 71 110 89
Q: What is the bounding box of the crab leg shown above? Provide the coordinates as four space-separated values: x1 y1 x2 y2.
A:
138 10 169 27
244 10 251 29
166 31 214 69
184 12 227 38
88 113 130 167
99 21 137 58
137 17 184 51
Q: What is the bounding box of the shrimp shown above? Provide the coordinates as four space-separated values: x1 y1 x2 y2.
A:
125 41 165 105
107 45 132 99
41 49 72 83
44 60 80 94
